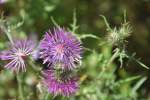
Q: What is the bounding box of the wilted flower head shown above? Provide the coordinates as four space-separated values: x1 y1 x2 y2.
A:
40 27 82 70
107 23 132 45
42 69 78 96
0 40 35 72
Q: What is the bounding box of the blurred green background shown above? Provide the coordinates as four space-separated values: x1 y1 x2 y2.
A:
0 0 150 100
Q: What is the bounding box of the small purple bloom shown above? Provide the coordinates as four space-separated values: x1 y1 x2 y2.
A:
0 40 35 72
0 0 7 4
42 69 78 96
40 27 82 70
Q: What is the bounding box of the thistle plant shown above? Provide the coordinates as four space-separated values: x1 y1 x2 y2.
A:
0 12 83 99
0 2 149 99
101 13 149 69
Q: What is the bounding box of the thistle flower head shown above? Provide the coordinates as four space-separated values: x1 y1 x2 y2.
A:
0 40 35 72
40 27 82 70
42 69 78 96
107 28 120 45
107 23 132 45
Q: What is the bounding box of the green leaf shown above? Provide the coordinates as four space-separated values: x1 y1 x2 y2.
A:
114 75 141 86
135 60 149 69
44 5 56 12
79 34 100 39
126 53 149 69
50 16 60 28
100 15 112 31
70 9 79 33
132 77 147 93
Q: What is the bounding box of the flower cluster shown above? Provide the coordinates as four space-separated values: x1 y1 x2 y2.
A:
40 27 82 96
0 27 82 96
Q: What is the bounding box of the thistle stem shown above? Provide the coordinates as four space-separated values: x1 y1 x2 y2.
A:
5 29 14 44
107 48 120 66
45 92 50 100
1 23 14 44
28 57 41 71
16 73 25 100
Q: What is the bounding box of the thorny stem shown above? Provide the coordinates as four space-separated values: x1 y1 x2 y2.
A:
51 16 59 28
45 92 50 100
5 28 14 44
124 9 127 23
126 54 149 69
100 15 112 31
107 48 120 66
71 9 79 33
0 20 14 44
16 73 25 100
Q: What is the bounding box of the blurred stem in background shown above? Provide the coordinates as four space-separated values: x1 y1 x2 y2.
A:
16 73 25 100
0 18 14 44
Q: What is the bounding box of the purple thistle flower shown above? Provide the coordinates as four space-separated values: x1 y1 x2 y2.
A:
0 0 7 4
40 27 82 70
42 69 78 96
0 40 35 72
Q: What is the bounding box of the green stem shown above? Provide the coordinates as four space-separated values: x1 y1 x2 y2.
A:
107 48 120 66
1 23 14 44
100 15 112 31
5 29 14 44
28 57 41 71
16 73 25 100
44 92 49 100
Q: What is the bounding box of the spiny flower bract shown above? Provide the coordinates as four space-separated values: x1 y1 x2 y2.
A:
107 22 132 45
